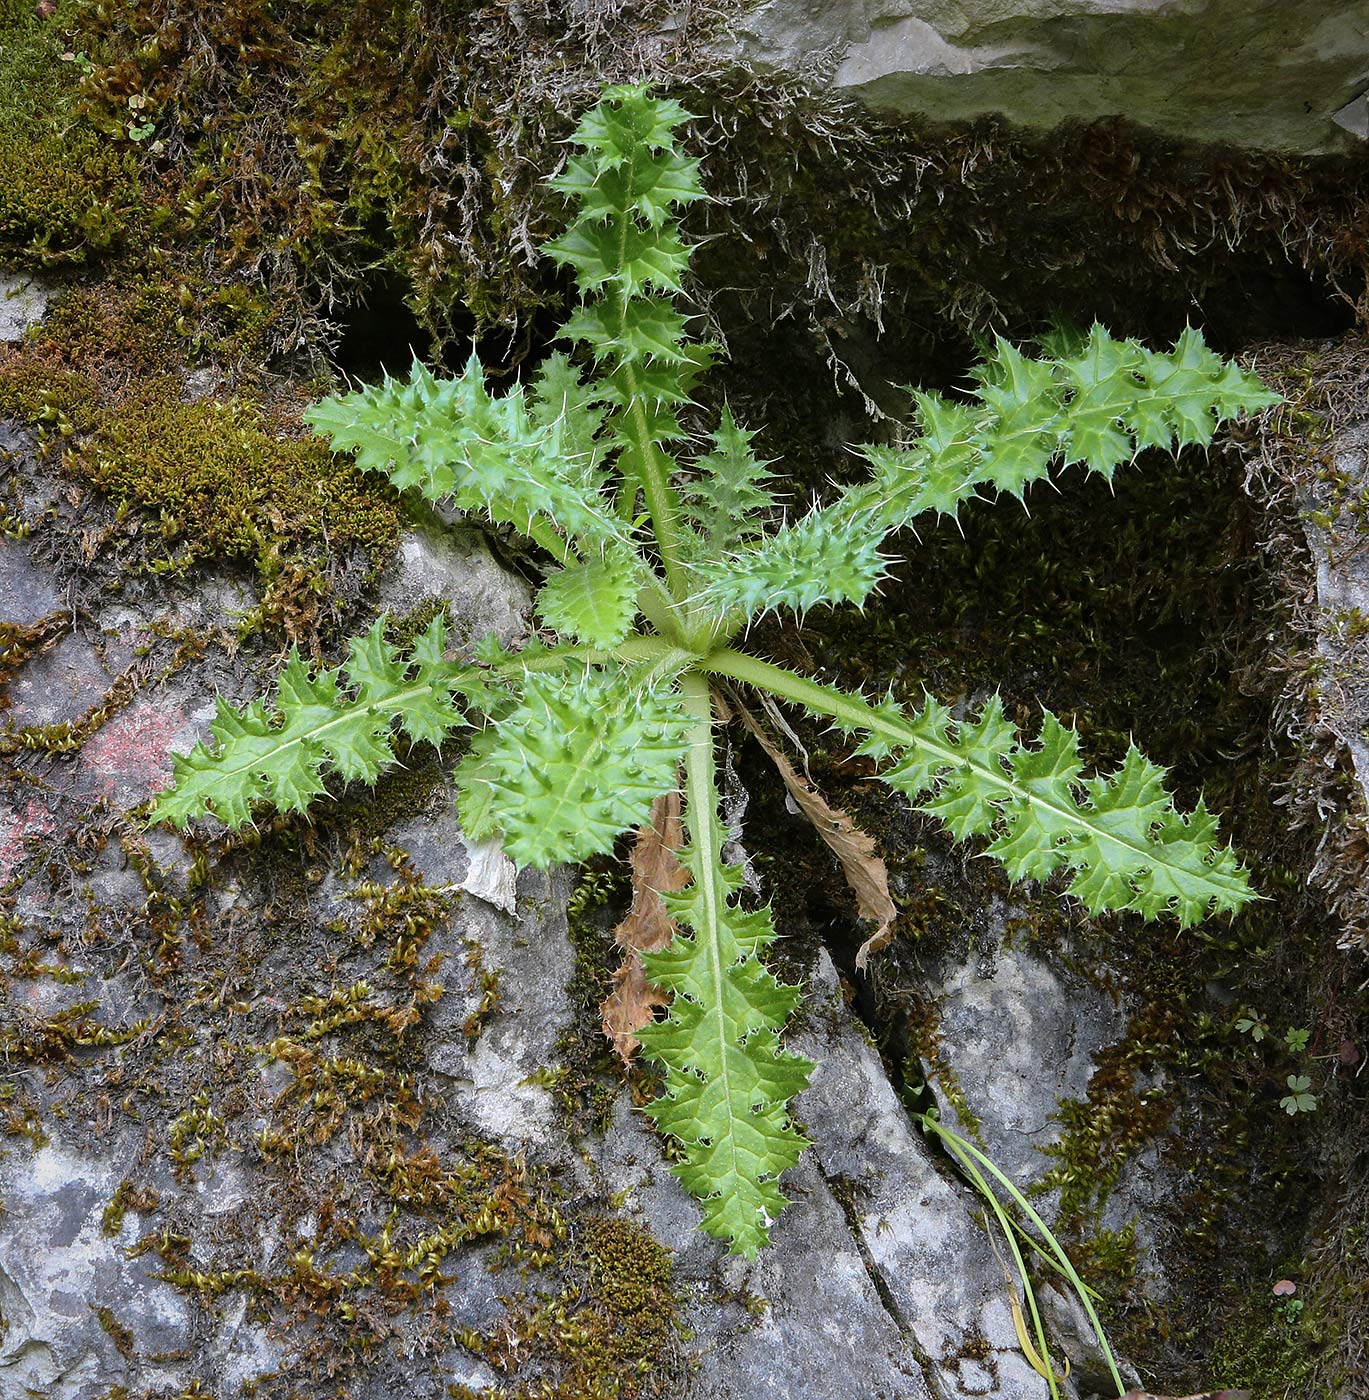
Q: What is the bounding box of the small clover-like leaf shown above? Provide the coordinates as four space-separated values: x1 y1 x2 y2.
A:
1279 1075 1318 1115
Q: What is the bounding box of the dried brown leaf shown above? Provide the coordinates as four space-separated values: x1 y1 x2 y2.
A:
735 702 896 970
1120 1391 1252 1400
600 791 689 1063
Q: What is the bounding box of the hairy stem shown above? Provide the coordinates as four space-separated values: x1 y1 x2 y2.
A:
676 668 744 1182
620 360 689 600
701 646 912 735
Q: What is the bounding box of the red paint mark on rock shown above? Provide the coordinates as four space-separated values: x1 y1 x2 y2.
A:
80 698 190 804
0 799 55 882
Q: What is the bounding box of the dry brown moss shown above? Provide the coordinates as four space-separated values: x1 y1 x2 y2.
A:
9 0 1358 381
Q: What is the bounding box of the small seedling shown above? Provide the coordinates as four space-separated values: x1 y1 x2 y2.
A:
1279 1075 1318 1115
1271 1281 1305 1324
1235 1009 1270 1042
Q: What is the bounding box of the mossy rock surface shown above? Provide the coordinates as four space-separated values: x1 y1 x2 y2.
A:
0 5 1366 1398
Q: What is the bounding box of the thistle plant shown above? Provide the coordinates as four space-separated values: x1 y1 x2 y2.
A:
151 85 1277 1258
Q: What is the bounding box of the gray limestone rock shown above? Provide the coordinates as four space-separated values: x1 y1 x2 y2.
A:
722 0 1369 154
0 1137 199 1399
925 923 1125 1190
0 272 50 343
376 523 532 647
0 536 63 626
794 954 1046 1400
5 632 108 729
921 913 1176 1317
426 866 578 1150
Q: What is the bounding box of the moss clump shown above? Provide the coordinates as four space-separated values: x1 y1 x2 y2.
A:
1035 1008 1177 1229
581 1216 674 1319
548 862 660 1140
0 277 400 642
1210 1288 1332 1400
465 1217 684 1400
101 1177 160 1237
0 123 141 264
0 0 143 264
67 0 564 341
69 391 399 569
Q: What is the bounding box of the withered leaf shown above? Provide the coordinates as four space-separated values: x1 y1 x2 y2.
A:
736 701 896 970
1120 1390 1252 1400
601 791 689 1062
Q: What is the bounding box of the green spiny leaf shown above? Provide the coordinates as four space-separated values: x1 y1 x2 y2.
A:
150 617 471 829
527 352 609 482
453 666 690 867
535 543 641 647
305 357 624 553
864 693 1257 925
820 326 1278 542
920 696 1019 840
637 677 812 1256
680 406 779 552
969 338 1063 499
1141 342 1223 445
694 509 887 617
564 86 694 170
549 147 704 229
545 214 692 299
562 297 694 366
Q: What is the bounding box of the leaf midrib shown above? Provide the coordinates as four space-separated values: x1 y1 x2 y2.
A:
702 651 1243 898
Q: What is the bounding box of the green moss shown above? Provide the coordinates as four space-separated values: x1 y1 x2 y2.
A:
1210 1288 1332 1400
0 272 396 571
0 0 143 265
0 277 400 642
550 861 655 1139
581 1217 674 1317
0 1001 153 1059
0 360 102 432
0 1081 50 1148
70 390 398 568
461 1217 684 1400
92 1302 136 1358
0 125 141 264
102 1177 160 1237
62 0 563 340
1035 1015 1176 1229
